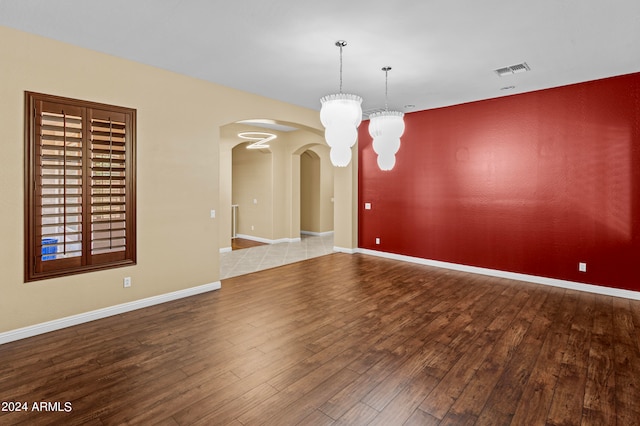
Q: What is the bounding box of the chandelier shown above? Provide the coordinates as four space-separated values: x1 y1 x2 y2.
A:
320 40 363 167
369 66 405 171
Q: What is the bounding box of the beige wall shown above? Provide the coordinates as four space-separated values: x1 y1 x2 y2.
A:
0 26 330 333
317 145 335 233
333 145 359 252
301 151 321 232
232 144 273 239
300 146 334 234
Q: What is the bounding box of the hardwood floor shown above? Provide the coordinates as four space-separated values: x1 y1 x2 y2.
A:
1 253 639 425
232 238 267 251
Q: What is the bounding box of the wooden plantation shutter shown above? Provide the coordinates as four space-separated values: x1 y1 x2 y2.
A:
36 102 85 273
25 92 136 281
90 110 129 262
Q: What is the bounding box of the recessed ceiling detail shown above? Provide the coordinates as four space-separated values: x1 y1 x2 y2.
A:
494 62 531 77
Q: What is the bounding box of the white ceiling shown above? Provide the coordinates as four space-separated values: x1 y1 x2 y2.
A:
1 0 640 115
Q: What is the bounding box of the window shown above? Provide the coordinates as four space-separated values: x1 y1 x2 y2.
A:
25 92 136 281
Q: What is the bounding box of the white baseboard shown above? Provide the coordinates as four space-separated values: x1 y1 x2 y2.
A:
334 246 358 254
0 281 221 345
301 230 334 237
219 246 232 253
236 234 301 244
358 248 640 301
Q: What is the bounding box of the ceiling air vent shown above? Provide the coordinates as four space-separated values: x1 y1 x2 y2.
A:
494 62 530 76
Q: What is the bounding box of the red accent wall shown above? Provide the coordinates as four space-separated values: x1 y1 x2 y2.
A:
358 72 640 292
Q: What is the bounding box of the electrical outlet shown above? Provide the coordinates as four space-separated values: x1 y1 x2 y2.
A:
375 237 380 245
251 225 255 231
578 262 587 273
365 203 372 210
210 209 216 218
123 277 132 288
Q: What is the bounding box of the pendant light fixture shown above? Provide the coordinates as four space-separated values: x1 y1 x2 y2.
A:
369 66 405 171
238 131 277 150
320 40 363 167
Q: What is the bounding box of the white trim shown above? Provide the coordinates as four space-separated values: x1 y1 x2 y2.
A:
0 282 221 345
236 234 301 244
219 246 232 253
358 248 640 300
236 234 272 244
301 230 334 237
334 246 357 254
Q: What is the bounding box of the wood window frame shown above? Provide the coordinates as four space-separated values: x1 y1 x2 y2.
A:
24 92 137 282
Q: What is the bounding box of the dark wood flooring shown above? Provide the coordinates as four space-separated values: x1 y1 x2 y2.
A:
1 253 639 425
232 238 267 251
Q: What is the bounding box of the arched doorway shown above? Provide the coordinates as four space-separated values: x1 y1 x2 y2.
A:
219 120 334 278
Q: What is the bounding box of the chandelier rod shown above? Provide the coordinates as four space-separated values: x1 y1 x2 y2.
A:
336 40 347 93
382 66 392 111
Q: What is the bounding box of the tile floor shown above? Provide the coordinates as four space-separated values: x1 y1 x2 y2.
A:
220 233 334 279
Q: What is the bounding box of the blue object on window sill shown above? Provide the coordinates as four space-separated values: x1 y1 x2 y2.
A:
42 238 58 260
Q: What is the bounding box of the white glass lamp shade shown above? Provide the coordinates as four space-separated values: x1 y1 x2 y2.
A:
369 110 405 171
320 93 363 167
329 145 353 167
